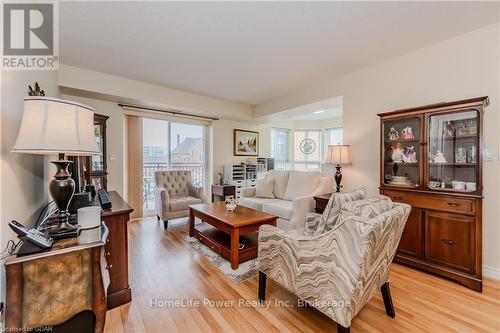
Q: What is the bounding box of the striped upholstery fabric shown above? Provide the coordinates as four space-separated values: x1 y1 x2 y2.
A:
305 187 367 236
258 202 411 328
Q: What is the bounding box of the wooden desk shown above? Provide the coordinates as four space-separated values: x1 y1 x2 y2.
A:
100 191 133 309
5 225 109 333
211 184 236 202
313 193 332 214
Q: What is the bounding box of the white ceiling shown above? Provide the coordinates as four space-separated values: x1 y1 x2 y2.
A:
59 2 499 106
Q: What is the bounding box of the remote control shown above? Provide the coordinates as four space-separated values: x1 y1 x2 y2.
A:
9 220 30 236
98 189 112 210
26 229 54 249
9 220 54 249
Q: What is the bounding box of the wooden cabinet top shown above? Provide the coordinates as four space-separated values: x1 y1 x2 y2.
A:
5 224 109 265
378 96 489 118
100 191 133 217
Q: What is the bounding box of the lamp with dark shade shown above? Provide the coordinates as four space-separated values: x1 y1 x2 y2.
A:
12 96 99 234
325 145 352 192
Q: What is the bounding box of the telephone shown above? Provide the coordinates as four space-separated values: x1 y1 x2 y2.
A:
9 220 54 249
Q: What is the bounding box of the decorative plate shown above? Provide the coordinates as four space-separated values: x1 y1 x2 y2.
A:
300 138 316 154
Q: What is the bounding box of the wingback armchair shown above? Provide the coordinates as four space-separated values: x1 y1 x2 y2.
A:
154 170 206 229
258 193 411 333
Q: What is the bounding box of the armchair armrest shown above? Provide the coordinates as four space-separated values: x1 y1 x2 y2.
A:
289 195 316 229
188 184 207 203
155 186 170 216
241 187 255 198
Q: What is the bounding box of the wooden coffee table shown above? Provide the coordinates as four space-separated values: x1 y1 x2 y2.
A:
188 202 277 270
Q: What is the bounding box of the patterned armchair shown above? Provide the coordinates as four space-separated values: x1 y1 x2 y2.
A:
258 192 411 333
154 170 206 229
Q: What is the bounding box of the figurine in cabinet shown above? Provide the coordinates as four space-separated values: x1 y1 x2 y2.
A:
403 146 417 163
390 143 405 163
387 127 399 141
401 127 415 140
430 151 447 163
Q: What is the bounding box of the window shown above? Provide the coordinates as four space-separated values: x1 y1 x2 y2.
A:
142 118 205 215
271 128 289 170
325 127 343 146
294 129 322 172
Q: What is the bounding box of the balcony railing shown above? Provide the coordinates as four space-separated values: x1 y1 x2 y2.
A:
143 163 204 212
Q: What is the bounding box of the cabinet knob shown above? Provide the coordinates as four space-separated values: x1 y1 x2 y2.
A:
106 264 113 270
104 251 110 257
441 239 455 245
448 202 461 208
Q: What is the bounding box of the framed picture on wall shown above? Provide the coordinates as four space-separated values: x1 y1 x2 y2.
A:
234 129 259 156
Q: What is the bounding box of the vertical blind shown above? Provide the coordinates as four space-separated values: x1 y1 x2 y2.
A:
271 128 290 170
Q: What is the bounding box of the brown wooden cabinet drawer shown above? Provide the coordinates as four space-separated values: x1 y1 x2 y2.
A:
397 208 423 258
383 190 475 215
425 211 474 273
196 231 222 254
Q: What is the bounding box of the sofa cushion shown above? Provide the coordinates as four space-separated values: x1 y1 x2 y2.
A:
266 170 290 199
255 178 275 199
262 200 293 220
305 187 366 236
239 197 278 211
283 171 320 200
342 195 393 219
169 196 201 211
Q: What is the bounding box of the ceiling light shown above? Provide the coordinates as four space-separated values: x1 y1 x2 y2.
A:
314 110 325 114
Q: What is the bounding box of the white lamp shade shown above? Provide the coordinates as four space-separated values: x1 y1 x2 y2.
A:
326 145 352 165
11 97 100 156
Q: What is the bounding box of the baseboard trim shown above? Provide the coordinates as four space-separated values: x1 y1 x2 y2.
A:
483 265 500 280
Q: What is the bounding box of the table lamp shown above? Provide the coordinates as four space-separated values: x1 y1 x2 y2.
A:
325 145 352 192
12 95 99 233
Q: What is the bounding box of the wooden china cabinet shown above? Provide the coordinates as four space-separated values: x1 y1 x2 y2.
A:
378 97 488 292
85 114 109 191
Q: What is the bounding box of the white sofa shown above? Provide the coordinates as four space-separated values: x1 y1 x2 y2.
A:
240 170 333 231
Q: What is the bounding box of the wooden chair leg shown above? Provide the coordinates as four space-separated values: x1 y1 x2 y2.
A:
381 281 395 318
336 323 350 333
163 220 168 230
258 271 266 303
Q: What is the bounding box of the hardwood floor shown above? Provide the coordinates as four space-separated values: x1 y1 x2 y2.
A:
104 217 500 333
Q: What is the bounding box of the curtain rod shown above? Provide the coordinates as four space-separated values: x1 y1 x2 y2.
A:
118 103 219 121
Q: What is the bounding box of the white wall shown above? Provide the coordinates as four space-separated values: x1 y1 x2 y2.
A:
255 23 500 274
0 71 59 300
58 65 253 121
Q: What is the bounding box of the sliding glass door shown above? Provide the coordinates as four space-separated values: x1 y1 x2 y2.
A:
142 118 205 215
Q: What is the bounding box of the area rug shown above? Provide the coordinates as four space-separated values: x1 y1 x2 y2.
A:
182 234 259 284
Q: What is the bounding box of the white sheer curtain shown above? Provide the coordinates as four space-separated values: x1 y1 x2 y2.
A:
271 128 290 170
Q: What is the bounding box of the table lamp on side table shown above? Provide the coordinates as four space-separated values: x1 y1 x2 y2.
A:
11 94 99 236
325 145 352 192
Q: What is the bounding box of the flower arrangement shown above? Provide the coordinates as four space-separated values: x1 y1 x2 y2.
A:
224 196 237 212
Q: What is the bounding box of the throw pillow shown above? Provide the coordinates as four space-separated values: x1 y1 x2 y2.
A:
283 171 320 200
342 195 393 219
266 170 290 199
255 178 275 198
305 187 367 236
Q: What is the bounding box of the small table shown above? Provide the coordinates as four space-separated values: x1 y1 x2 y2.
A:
211 184 236 202
188 202 277 270
313 193 332 214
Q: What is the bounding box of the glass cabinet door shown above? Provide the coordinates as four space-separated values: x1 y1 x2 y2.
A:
91 123 105 172
382 116 421 188
427 110 479 193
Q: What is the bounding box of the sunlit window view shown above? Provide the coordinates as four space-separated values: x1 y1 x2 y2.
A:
294 129 322 172
143 118 204 214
